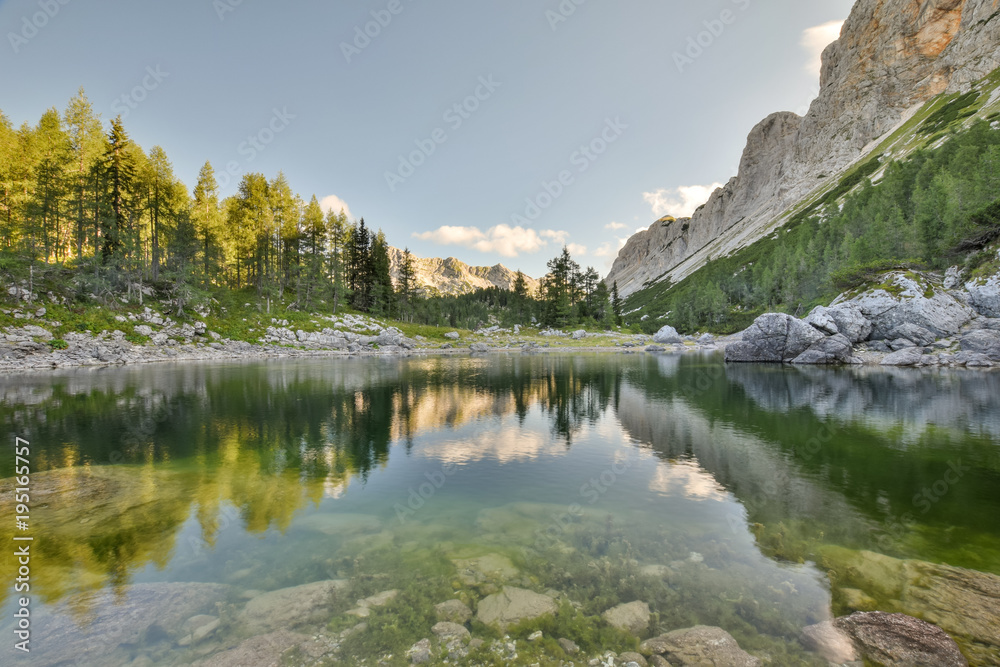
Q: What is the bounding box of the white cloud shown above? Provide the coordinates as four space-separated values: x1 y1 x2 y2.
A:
801 20 844 78
605 221 627 231
566 243 587 257
413 225 572 258
594 243 615 258
642 184 723 219
319 195 353 220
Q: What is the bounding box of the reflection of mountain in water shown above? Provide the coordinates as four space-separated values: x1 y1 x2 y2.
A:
724 364 1000 441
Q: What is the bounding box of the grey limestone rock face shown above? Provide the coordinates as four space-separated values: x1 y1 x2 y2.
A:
606 1 1000 298
848 273 973 340
725 313 825 363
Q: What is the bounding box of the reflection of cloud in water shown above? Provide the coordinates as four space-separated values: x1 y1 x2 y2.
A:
418 427 566 465
648 459 728 501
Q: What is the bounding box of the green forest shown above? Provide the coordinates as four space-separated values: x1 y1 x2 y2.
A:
0 89 621 333
626 114 1000 334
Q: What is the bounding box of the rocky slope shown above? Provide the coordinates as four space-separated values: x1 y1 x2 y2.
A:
387 247 539 298
607 0 1000 297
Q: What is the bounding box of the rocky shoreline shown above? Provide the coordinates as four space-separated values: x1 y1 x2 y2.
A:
721 270 1000 369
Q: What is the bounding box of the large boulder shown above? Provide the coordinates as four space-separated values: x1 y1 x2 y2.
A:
476 586 557 629
725 313 825 363
881 347 925 367
804 306 840 335
653 325 684 345
966 275 1000 318
792 333 853 365
237 579 348 634
639 626 760 666
891 323 937 347
833 612 968 667
822 303 873 344
847 272 972 340
601 600 651 635
960 329 1000 361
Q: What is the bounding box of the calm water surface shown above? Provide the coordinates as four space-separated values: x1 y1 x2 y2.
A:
1 354 998 665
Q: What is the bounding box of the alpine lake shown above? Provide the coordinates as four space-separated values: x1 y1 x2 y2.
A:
1 352 999 666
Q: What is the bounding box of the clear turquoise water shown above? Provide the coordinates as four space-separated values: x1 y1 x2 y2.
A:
1 353 998 665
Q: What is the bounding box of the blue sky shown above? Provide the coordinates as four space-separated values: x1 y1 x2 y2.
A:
1 0 853 278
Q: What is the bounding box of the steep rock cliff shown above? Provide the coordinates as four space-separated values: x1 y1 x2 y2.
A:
607 0 1000 297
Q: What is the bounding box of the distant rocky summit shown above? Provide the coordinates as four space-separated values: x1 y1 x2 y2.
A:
608 0 1000 297
387 247 538 297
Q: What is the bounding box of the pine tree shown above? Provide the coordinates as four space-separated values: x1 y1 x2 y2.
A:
99 116 136 266
349 218 372 310
513 270 528 298
299 195 325 308
397 247 417 320
326 208 349 313
611 281 622 325
63 88 104 259
191 162 223 284
369 230 394 316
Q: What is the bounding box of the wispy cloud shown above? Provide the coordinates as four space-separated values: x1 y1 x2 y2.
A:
801 20 844 77
642 183 723 219
320 194 353 220
605 221 627 231
413 225 571 258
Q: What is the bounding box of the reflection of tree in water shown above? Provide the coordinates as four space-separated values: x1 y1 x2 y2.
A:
0 356 626 607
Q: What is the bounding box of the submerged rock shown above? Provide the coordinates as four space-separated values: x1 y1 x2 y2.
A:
435 599 473 624
834 612 968 667
800 620 859 664
452 553 519 585
639 626 760 666
602 600 651 635
198 630 321 667
821 547 1000 664
476 586 558 629
14 582 230 667
406 638 433 664
237 579 348 634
